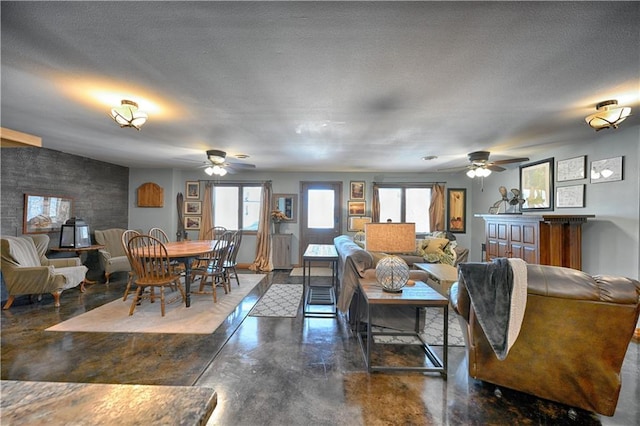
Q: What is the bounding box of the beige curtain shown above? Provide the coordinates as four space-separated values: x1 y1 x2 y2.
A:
199 182 214 239
429 184 445 231
371 184 380 223
250 181 273 272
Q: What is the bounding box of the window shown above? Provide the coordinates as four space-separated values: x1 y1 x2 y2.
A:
377 184 432 233
213 184 262 231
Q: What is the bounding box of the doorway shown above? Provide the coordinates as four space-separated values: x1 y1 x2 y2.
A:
299 181 342 264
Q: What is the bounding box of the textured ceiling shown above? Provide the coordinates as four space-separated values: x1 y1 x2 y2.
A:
2 2 639 173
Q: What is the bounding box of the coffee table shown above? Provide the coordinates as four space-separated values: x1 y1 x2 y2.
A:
355 277 448 377
414 263 458 297
302 244 338 318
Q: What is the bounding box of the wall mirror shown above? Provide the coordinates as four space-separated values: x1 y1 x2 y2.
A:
272 193 297 223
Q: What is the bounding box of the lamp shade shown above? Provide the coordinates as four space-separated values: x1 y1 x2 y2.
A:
365 223 415 292
365 222 416 253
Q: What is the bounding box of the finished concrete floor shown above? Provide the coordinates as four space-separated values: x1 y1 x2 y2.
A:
1 270 638 425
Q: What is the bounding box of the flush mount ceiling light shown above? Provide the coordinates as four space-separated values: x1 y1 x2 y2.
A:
585 100 631 131
110 100 148 130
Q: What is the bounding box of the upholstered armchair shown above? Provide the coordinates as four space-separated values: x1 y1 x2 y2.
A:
1 235 87 309
94 228 132 283
450 264 640 416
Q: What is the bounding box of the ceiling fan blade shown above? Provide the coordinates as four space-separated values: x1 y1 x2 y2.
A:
226 161 256 170
437 165 471 173
487 165 506 172
491 157 530 165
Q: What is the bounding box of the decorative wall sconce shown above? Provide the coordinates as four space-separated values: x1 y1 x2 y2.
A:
110 100 148 130
585 100 631 131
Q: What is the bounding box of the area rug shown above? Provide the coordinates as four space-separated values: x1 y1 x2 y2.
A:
46 274 266 334
289 267 333 277
249 284 303 317
373 306 465 346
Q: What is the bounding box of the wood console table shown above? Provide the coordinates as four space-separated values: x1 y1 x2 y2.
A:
50 244 105 289
477 214 594 270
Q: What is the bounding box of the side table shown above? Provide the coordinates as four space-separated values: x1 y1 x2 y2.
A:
50 245 105 290
356 277 448 377
302 244 338 318
414 263 458 297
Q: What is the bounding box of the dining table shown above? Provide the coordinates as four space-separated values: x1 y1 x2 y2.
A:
162 240 218 307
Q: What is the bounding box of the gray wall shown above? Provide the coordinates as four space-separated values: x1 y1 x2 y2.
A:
1 147 129 242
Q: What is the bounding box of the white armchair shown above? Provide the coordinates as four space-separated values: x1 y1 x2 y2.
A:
0 235 87 309
94 228 132 283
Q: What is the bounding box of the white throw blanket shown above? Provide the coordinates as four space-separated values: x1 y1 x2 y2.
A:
506 258 527 355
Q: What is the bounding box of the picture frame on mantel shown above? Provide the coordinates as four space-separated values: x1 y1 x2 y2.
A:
520 158 554 211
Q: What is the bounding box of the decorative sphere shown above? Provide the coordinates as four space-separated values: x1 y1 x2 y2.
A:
375 255 410 292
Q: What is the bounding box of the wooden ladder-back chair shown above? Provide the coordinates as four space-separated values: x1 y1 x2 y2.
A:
191 231 233 302
121 229 141 301
224 230 243 287
148 227 170 244
127 235 185 316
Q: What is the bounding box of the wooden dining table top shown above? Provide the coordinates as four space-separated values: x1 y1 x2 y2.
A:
162 240 218 257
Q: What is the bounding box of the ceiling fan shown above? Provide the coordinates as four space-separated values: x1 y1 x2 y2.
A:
438 151 529 178
203 149 256 176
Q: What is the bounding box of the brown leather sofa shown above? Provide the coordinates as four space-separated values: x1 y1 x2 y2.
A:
450 264 640 416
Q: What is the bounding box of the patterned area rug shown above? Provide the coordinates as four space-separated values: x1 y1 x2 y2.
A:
249 284 303 317
373 306 465 346
289 267 333 277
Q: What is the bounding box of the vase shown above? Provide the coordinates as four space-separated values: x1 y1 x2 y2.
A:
273 222 281 234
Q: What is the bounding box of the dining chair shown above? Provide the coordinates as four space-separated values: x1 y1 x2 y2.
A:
127 235 185 316
149 227 187 274
223 230 243 287
190 231 233 302
148 227 170 243
202 226 227 240
121 229 141 301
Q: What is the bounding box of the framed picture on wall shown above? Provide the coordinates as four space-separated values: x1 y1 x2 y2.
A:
23 194 73 234
347 201 366 216
350 181 365 200
556 184 585 208
184 216 201 230
556 156 586 182
446 188 466 233
184 201 202 215
520 158 554 211
185 181 200 199
590 156 623 183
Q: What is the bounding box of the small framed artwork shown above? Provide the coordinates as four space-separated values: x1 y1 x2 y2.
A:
347 201 366 216
557 156 586 182
348 216 371 232
447 188 466 234
556 185 585 208
590 156 623 183
186 181 200 199
23 194 73 234
184 216 201 230
520 158 554 211
184 201 202 215
350 181 365 200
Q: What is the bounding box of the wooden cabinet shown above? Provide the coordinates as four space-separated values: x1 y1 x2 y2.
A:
271 233 292 269
478 214 594 270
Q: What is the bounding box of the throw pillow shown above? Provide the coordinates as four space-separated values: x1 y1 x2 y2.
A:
423 237 449 254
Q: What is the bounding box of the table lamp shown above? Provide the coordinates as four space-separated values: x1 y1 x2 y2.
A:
365 222 415 292
351 217 371 244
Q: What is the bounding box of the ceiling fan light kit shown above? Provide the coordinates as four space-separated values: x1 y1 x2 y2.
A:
110 100 147 130
585 100 631 131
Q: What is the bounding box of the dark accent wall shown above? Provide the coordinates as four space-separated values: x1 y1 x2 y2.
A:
1 147 129 239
